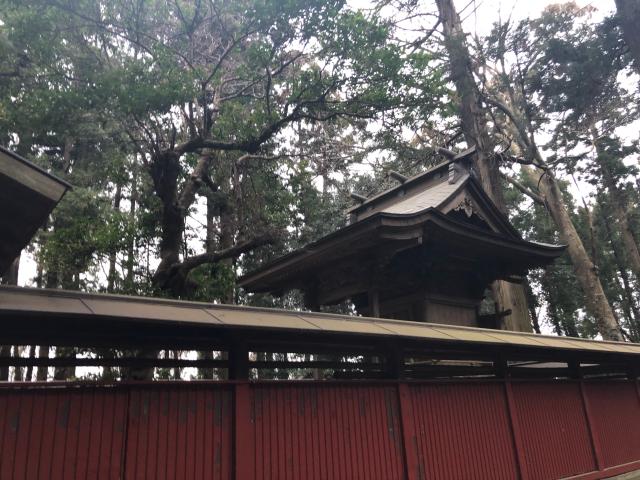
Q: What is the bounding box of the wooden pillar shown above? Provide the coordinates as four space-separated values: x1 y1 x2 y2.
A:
228 342 248 380
386 345 404 379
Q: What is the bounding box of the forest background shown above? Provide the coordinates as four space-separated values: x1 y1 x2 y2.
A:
1 0 639 380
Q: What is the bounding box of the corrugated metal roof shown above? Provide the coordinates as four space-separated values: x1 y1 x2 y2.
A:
1 286 639 356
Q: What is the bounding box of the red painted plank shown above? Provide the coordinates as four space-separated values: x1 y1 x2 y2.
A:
235 383 255 480
37 391 59 479
585 381 640 468
156 389 170 480
249 383 404 480
24 391 46 480
511 381 596 480
409 382 518 480
2 379 640 480
12 391 34 479
0 392 20 479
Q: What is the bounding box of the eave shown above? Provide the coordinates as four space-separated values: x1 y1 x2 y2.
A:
239 208 566 293
0 146 71 274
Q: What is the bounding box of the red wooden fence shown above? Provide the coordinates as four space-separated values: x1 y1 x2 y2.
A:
1 380 640 480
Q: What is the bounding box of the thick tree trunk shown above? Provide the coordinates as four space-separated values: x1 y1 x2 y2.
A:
536 170 625 341
615 0 640 72
152 151 215 294
436 0 531 332
150 150 184 292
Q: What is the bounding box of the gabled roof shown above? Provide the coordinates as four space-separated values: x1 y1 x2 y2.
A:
346 146 476 216
239 153 564 293
0 146 71 274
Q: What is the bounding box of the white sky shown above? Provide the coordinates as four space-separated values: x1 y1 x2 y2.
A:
461 0 616 34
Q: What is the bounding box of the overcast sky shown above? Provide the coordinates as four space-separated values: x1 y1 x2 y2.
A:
460 0 615 35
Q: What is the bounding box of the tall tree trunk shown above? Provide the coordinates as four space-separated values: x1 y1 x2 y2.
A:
615 0 640 72
435 0 531 332
12 346 23 381
198 192 218 379
172 350 182 380
532 169 625 341
524 280 541 334
219 198 235 304
593 140 640 282
107 181 123 292
601 203 640 339
25 345 36 382
150 151 184 292
126 157 138 291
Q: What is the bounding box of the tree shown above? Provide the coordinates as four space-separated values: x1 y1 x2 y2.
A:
478 4 627 340
435 0 532 332
20 0 439 298
615 0 640 72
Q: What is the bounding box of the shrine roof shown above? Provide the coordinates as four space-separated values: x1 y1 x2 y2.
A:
239 150 564 293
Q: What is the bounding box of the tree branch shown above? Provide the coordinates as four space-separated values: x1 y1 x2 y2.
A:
481 94 532 149
179 232 277 273
500 172 545 205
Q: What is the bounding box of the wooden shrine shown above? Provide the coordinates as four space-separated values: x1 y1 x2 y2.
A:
240 148 565 328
